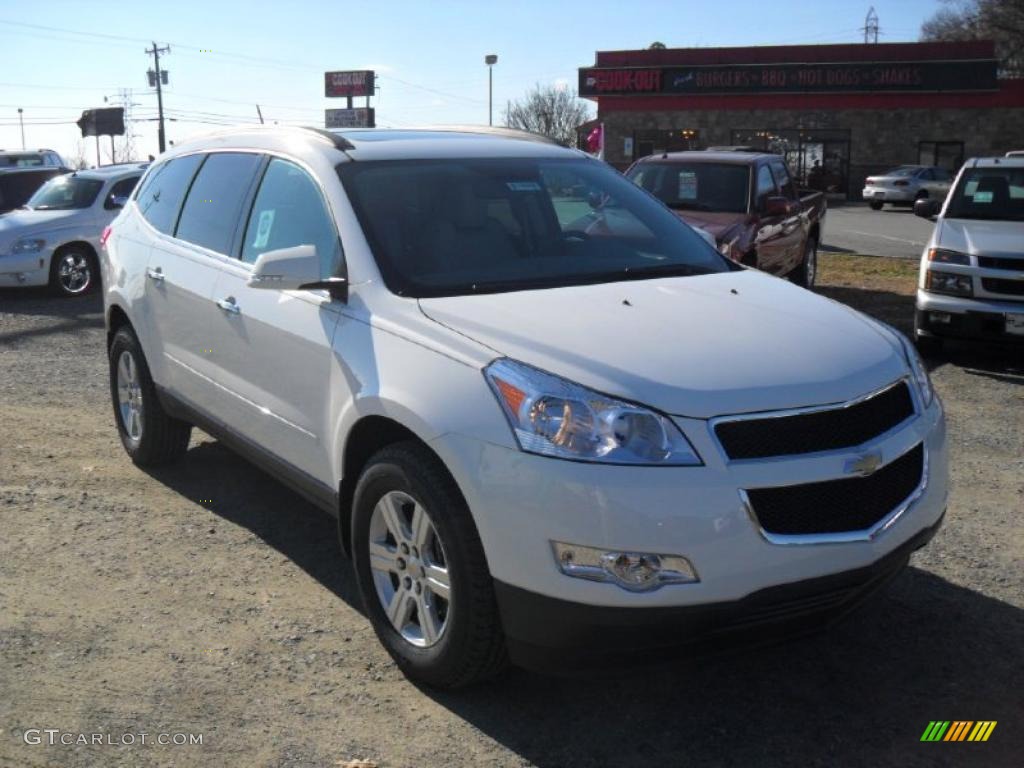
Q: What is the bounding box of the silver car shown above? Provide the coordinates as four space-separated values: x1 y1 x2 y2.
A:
863 165 954 210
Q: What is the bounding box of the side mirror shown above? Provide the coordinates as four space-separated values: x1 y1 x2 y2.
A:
764 196 795 216
248 244 346 298
106 194 129 210
914 198 939 219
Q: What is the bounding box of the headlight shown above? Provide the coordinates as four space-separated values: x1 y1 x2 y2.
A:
484 358 702 465
925 270 972 297
927 248 970 265
11 238 46 254
897 333 934 407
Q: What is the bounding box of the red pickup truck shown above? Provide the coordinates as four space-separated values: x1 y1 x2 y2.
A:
625 151 827 288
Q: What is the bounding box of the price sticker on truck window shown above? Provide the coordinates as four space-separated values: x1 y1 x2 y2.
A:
678 171 697 200
972 190 994 204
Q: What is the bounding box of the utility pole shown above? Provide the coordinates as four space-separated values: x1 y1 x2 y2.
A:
256 104 264 124
863 7 880 44
146 42 171 153
485 54 498 126
17 108 25 148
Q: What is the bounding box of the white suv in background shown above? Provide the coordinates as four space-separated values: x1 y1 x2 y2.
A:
102 127 948 688
0 164 145 295
914 156 1024 353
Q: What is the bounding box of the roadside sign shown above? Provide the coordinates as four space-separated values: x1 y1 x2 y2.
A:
325 70 374 98
325 108 375 129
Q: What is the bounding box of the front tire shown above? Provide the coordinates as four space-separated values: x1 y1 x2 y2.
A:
351 442 507 688
49 247 98 297
108 326 191 466
869 200 884 211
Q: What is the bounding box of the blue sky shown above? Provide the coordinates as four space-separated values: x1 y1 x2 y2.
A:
0 0 943 163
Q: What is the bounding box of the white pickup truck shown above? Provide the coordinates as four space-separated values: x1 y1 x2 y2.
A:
913 155 1024 354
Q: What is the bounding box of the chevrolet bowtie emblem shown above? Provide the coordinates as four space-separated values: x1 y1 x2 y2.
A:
846 451 884 477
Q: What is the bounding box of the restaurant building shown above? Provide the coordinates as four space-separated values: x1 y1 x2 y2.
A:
579 41 1024 198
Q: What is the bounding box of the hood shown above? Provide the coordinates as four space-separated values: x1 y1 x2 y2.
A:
418 270 907 418
937 217 1024 256
0 208 82 238
671 210 747 242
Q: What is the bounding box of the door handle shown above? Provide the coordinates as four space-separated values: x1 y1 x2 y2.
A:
216 297 240 315
146 267 164 282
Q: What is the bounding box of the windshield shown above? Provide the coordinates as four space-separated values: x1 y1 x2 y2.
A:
338 157 732 298
0 154 45 168
26 175 103 210
626 162 750 213
944 167 1024 222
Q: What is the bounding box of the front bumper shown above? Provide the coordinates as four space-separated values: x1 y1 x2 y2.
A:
495 511 943 672
433 392 947 610
0 250 51 287
916 290 1024 344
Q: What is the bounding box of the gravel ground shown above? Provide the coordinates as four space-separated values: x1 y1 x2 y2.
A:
1 268 1022 768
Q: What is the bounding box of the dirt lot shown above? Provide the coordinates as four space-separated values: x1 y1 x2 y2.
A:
1 255 1022 768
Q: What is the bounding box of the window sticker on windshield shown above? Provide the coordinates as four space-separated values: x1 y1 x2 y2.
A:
678 171 697 200
972 190 994 204
252 209 275 248
507 181 541 192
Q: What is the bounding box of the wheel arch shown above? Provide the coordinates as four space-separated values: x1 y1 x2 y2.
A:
337 414 462 558
106 303 133 348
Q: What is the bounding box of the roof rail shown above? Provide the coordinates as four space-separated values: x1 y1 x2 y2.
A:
413 125 561 145
300 126 355 151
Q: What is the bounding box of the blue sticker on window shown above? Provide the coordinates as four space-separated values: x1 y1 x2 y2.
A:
507 181 542 192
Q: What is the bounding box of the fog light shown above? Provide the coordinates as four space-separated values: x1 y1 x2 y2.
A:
552 541 699 591
930 311 953 325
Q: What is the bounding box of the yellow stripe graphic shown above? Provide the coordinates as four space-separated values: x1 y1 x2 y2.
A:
968 722 985 741
980 721 997 741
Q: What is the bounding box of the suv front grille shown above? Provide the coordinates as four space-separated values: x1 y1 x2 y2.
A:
745 444 924 536
982 277 1024 297
714 381 915 461
978 255 1024 271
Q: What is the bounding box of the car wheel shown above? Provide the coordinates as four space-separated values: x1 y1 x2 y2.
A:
790 237 818 289
49 247 98 297
351 442 507 688
869 200 884 211
108 326 192 466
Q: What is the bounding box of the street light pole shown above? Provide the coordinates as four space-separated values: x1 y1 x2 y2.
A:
485 54 498 126
17 108 25 149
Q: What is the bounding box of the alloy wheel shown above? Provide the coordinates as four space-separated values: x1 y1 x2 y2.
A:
368 490 451 647
116 350 144 442
58 253 91 294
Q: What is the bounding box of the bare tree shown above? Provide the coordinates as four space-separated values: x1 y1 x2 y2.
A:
504 83 593 148
66 140 90 170
921 0 1024 76
649 41 667 49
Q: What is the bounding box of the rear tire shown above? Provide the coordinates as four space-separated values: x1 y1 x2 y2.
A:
49 246 99 297
790 236 818 289
869 200 884 211
351 442 507 688
108 326 192 466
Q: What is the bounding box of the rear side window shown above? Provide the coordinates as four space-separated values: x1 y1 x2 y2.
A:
137 155 203 235
755 165 776 208
770 161 796 198
176 153 263 255
241 158 342 279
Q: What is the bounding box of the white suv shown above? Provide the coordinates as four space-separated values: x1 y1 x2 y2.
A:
102 127 948 688
0 164 145 295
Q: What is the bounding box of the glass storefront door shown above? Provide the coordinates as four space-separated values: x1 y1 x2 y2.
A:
731 128 851 197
